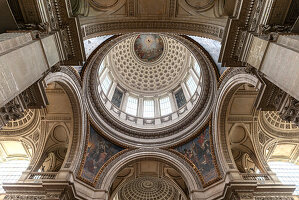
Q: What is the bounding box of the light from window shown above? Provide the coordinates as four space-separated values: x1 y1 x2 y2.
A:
194 62 201 77
0 160 30 193
101 75 111 95
143 100 155 118
186 76 197 96
160 97 172 116
126 96 138 116
99 62 105 75
268 161 299 195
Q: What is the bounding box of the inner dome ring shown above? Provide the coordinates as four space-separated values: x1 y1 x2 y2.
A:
83 33 217 147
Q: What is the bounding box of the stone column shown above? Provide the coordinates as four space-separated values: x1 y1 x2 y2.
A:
246 34 299 100
154 97 160 117
137 96 144 117
0 32 60 108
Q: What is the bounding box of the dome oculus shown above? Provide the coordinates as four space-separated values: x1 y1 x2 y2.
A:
134 34 164 62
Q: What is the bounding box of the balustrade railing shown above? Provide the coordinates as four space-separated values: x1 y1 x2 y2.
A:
240 173 271 183
28 172 58 180
98 87 201 126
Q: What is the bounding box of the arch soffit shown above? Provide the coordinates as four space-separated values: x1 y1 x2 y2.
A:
82 33 218 147
44 67 87 171
42 122 70 155
212 68 260 172
81 22 224 41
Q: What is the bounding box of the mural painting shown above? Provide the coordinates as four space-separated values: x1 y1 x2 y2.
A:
134 34 164 62
175 125 221 185
79 125 124 183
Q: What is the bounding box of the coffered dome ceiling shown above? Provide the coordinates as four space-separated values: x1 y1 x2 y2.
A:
108 34 190 95
84 34 217 147
119 177 179 200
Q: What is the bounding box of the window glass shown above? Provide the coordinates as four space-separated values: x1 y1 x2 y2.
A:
126 96 138 116
268 161 299 195
99 62 105 75
101 75 111 95
194 62 201 77
186 76 197 96
111 88 123 108
143 100 155 118
0 160 30 193
175 88 187 108
160 97 172 116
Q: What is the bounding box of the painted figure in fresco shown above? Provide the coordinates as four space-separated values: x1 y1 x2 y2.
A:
134 34 164 62
85 138 109 174
177 128 214 175
81 126 124 182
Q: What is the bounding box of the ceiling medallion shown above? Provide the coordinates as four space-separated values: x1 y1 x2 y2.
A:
134 34 164 63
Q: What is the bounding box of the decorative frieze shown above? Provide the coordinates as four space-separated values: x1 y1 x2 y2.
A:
4 195 45 200
83 22 223 39
279 96 299 127
0 97 25 128
255 76 288 111
255 197 294 200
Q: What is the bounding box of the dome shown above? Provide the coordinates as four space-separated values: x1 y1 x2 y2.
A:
108 34 190 95
119 177 179 200
84 33 217 147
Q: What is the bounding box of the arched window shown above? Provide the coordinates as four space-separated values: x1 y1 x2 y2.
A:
99 62 105 75
101 75 112 95
126 96 138 116
0 159 30 193
159 97 172 116
186 76 197 96
193 62 201 78
268 161 299 195
143 100 155 118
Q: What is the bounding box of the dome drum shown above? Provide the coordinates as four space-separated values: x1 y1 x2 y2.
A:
83 33 217 147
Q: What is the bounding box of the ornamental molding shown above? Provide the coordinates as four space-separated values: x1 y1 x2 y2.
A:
44 66 87 170
95 148 202 191
83 34 218 147
82 21 224 41
212 67 260 171
0 110 40 136
279 96 299 127
219 0 266 67
259 111 299 139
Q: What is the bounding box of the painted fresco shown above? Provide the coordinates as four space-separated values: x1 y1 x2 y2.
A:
175 126 219 184
80 125 124 183
134 34 164 62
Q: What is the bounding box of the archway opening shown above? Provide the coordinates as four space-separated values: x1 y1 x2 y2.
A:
33 82 73 173
109 159 189 200
226 84 264 173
